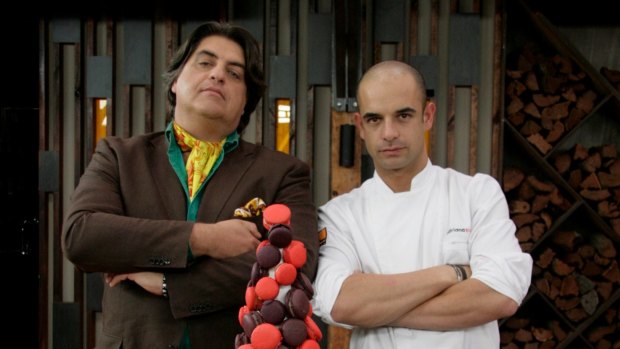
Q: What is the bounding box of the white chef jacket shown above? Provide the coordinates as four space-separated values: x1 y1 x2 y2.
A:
313 160 532 349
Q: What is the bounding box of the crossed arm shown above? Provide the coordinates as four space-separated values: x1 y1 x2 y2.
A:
106 219 261 296
330 265 518 330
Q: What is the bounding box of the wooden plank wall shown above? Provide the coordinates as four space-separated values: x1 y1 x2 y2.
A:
38 1 504 348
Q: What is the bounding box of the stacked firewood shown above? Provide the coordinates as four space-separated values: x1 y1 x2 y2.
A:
552 143 620 236
503 168 572 252
499 228 620 348
501 304 620 348
584 306 620 348
533 231 619 323
500 316 570 349
505 43 599 155
502 162 620 348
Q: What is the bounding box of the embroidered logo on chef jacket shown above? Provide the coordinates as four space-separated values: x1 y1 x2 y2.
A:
446 227 472 234
318 227 327 246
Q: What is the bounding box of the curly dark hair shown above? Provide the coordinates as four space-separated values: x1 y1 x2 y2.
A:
163 21 266 134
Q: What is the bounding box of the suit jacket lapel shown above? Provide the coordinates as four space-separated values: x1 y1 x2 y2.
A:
148 134 188 220
199 141 257 222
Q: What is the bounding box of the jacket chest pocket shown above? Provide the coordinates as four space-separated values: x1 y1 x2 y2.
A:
442 230 470 264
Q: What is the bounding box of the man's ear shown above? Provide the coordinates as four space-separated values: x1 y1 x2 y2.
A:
423 101 436 130
353 112 362 127
353 112 365 140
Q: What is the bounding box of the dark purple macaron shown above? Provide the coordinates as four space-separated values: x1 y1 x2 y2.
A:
256 244 281 269
234 332 250 348
260 299 287 324
242 310 264 338
285 288 310 319
250 262 269 286
281 318 308 347
292 272 315 299
268 224 293 248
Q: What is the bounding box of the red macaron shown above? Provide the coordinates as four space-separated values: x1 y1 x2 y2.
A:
305 315 323 341
238 305 250 326
275 262 297 286
263 204 291 230
298 339 320 349
255 277 279 301
283 240 307 268
251 323 282 349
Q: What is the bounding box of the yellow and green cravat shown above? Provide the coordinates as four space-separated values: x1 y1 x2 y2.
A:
172 122 225 200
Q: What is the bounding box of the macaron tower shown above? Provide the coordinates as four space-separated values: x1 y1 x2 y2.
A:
235 203 322 349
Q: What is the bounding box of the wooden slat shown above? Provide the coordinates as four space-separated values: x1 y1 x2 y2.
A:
328 326 352 349
428 0 440 160
327 110 360 349
306 86 315 168
84 19 95 165
469 85 479 175
330 110 361 196
83 18 99 349
164 19 178 128
430 0 439 56
106 19 115 137
122 84 131 137
446 85 456 167
409 1 419 56
144 85 153 133
491 0 503 179
472 0 481 12
38 18 49 349
51 39 62 303
72 32 86 349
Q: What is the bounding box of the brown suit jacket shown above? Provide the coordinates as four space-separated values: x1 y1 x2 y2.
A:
62 132 319 348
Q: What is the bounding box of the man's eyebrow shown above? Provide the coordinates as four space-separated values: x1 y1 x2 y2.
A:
196 49 246 69
362 107 416 119
362 112 381 119
395 107 416 114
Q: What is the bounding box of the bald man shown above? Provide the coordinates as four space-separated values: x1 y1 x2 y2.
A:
312 61 532 348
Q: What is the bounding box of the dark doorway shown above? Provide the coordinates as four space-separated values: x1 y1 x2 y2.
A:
0 9 40 349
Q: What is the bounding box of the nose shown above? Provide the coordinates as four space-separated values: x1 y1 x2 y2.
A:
209 64 225 83
382 118 399 141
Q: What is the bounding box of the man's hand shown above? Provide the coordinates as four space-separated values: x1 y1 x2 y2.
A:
190 219 261 258
105 272 164 296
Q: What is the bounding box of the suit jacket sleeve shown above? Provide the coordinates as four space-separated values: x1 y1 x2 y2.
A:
62 136 193 273
62 136 319 319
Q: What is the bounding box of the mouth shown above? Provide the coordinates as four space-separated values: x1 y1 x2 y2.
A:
202 87 225 100
379 147 403 156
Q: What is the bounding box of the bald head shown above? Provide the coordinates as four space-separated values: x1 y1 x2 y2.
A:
357 60 427 104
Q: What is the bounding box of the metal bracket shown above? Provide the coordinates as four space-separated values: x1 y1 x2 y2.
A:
334 98 358 112
332 0 361 113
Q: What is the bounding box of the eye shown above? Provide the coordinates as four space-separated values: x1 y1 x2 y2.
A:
228 69 242 80
365 116 380 124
